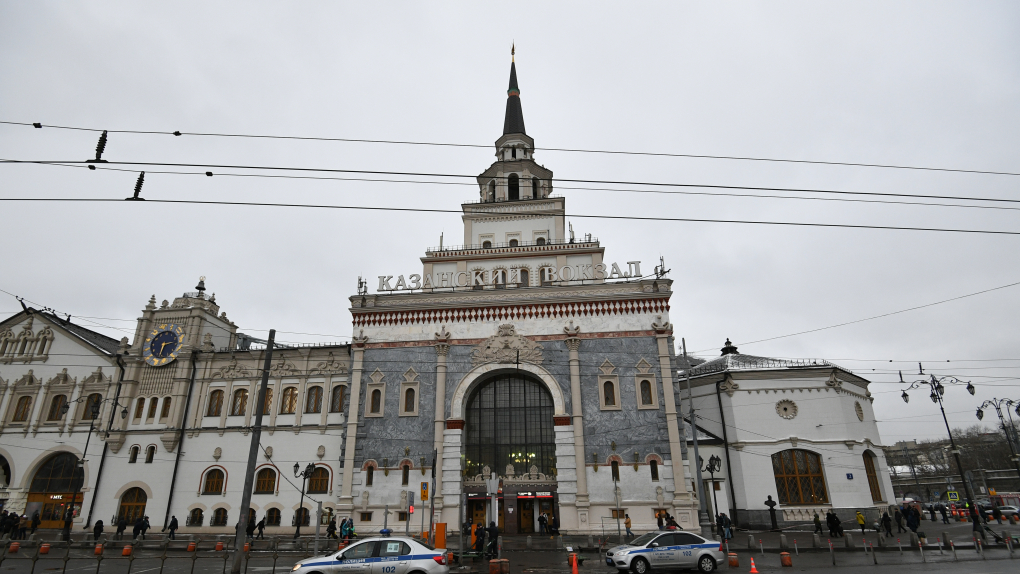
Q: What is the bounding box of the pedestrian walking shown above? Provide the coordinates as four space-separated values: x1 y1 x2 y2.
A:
971 510 987 542
538 512 547 534
894 508 905 533
929 505 936 522
168 515 178 540
116 517 127 540
326 517 337 540
93 519 104 541
657 511 665 531
18 515 29 540
856 511 866 534
717 513 732 541
30 511 40 534
813 512 823 534
245 518 256 541
550 514 560 536
624 514 633 537
992 507 1003 524
485 521 499 559
473 523 485 552
881 512 892 537
939 505 949 524
256 517 266 539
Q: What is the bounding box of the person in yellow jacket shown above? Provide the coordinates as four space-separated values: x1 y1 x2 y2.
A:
624 514 633 537
856 511 866 534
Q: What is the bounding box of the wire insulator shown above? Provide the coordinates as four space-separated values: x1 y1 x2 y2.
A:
126 171 146 201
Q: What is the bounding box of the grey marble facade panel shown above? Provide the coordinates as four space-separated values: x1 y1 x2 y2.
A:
358 347 438 463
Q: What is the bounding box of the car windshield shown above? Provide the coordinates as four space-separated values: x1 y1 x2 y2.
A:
628 533 659 546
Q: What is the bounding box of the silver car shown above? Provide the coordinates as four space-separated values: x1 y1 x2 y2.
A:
291 536 449 574
606 531 724 573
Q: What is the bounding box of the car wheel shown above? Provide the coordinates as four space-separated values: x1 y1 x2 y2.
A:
697 555 716 573
632 557 650 574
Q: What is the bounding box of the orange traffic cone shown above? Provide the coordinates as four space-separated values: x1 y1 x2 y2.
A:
571 553 579 574
749 557 759 574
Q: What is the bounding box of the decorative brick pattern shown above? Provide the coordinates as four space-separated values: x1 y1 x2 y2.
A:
353 298 669 327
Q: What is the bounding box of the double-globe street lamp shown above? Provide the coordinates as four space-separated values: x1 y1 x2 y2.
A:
58 395 130 541
900 366 977 518
976 398 1020 479
699 455 722 526
293 462 316 538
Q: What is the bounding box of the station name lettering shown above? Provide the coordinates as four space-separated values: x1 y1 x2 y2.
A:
378 261 641 292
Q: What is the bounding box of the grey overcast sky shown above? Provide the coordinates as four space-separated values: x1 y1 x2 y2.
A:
2 2 1018 445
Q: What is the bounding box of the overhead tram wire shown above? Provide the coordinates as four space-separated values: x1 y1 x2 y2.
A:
14 160 1020 214
4 119 1020 178
3 158 1020 206
3 196 1019 237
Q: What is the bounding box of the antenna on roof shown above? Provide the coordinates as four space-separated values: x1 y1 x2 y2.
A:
654 256 670 279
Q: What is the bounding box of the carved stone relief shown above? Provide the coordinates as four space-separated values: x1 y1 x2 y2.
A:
470 324 543 366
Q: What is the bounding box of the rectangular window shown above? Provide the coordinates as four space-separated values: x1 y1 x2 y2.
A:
359 512 373 522
398 512 408 522
611 509 626 519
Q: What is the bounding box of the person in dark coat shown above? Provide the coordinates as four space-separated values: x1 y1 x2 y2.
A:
485 521 499 558
939 505 949 524
256 517 266 539
30 512 40 534
93 520 104 541
894 508 905 533
473 523 485 552
881 512 892 537
133 517 144 540
167 515 178 540
245 518 256 541
116 517 127 540
326 518 337 539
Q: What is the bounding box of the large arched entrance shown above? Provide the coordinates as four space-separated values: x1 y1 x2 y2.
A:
118 487 147 524
26 453 84 529
463 372 558 535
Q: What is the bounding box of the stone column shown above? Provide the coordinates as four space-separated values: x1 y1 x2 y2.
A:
339 330 368 511
433 327 451 510
0 379 13 431
652 317 694 507
564 323 589 514
29 373 49 435
63 376 83 434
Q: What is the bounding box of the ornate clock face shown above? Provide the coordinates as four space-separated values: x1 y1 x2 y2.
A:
143 324 185 366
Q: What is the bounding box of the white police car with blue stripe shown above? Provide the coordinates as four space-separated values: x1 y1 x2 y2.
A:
291 536 449 574
605 531 723 573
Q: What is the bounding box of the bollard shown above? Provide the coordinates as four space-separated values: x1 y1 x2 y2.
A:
215 541 224 551
844 533 854 549
122 545 132 556
779 552 792 567
918 540 925 563
908 532 919 548
526 536 532 549
499 559 510 574
7 542 19 553
870 543 877 565
39 543 50 554
978 538 984 559
877 534 886 548
812 533 821 548
897 538 902 555
779 534 788 550
95 544 103 555
747 535 755 549
951 540 957 561
187 542 196 552
1006 534 1013 558
728 553 739 568
793 539 798 556
759 539 764 557
828 540 835 566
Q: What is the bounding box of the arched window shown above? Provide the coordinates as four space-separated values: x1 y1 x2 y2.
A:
509 239 519 247
404 388 416 413
308 467 329 493
507 174 519 200
266 508 281 526
188 508 204 527
294 508 310 526
611 460 620 481
487 180 496 201
532 177 539 198
203 469 224 494
465 373 556 476
305 386 323 413
230 389 248 416
145 445 155 464
260 387 273 415
536 237 546 245
12 396 32 422
365 466 374 487
640 380 653 406
603 381 616 406
650 459 659 481
211 508 228 527
160 397 172 419
133 398 145 420
511 147 517 159
370 389 382 414
29 453 84 493
47 395 67 420
147 397 158 419
84 394 103 420
863 451 883 502
118 487 147 524
482 240 492 249
207 390 223 417
519 269 530 286
772 449 828 504
255 468 276 494
128 446 139 464
330 386 345 413
280 387 298 414
401 464 410 486
540 267 553 284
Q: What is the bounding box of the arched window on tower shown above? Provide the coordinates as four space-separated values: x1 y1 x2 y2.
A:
401 464 410 486
370 389 382 414
134 398 145 421
519 269 530 287
487 180 496 202
145 445 155 463
536 237 546 246
603 381 616 407
532 177 539 198
650 459 659 481
147 397 158 419
508 174 519 201
611 460 620 481
330 386 345 413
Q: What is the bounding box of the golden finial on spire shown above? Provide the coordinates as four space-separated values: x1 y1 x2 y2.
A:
511 42 515 62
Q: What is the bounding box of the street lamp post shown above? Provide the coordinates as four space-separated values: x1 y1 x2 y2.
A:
59 399 102 542
680 339 714 538
701 455 722 527
900 366 978 519
976 398 1020 480
293 462 315 539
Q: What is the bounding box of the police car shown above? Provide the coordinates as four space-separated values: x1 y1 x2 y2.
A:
290 536 449 574
605 531 724 573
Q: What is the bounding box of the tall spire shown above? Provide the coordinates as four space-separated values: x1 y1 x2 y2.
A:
503 47 526 135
